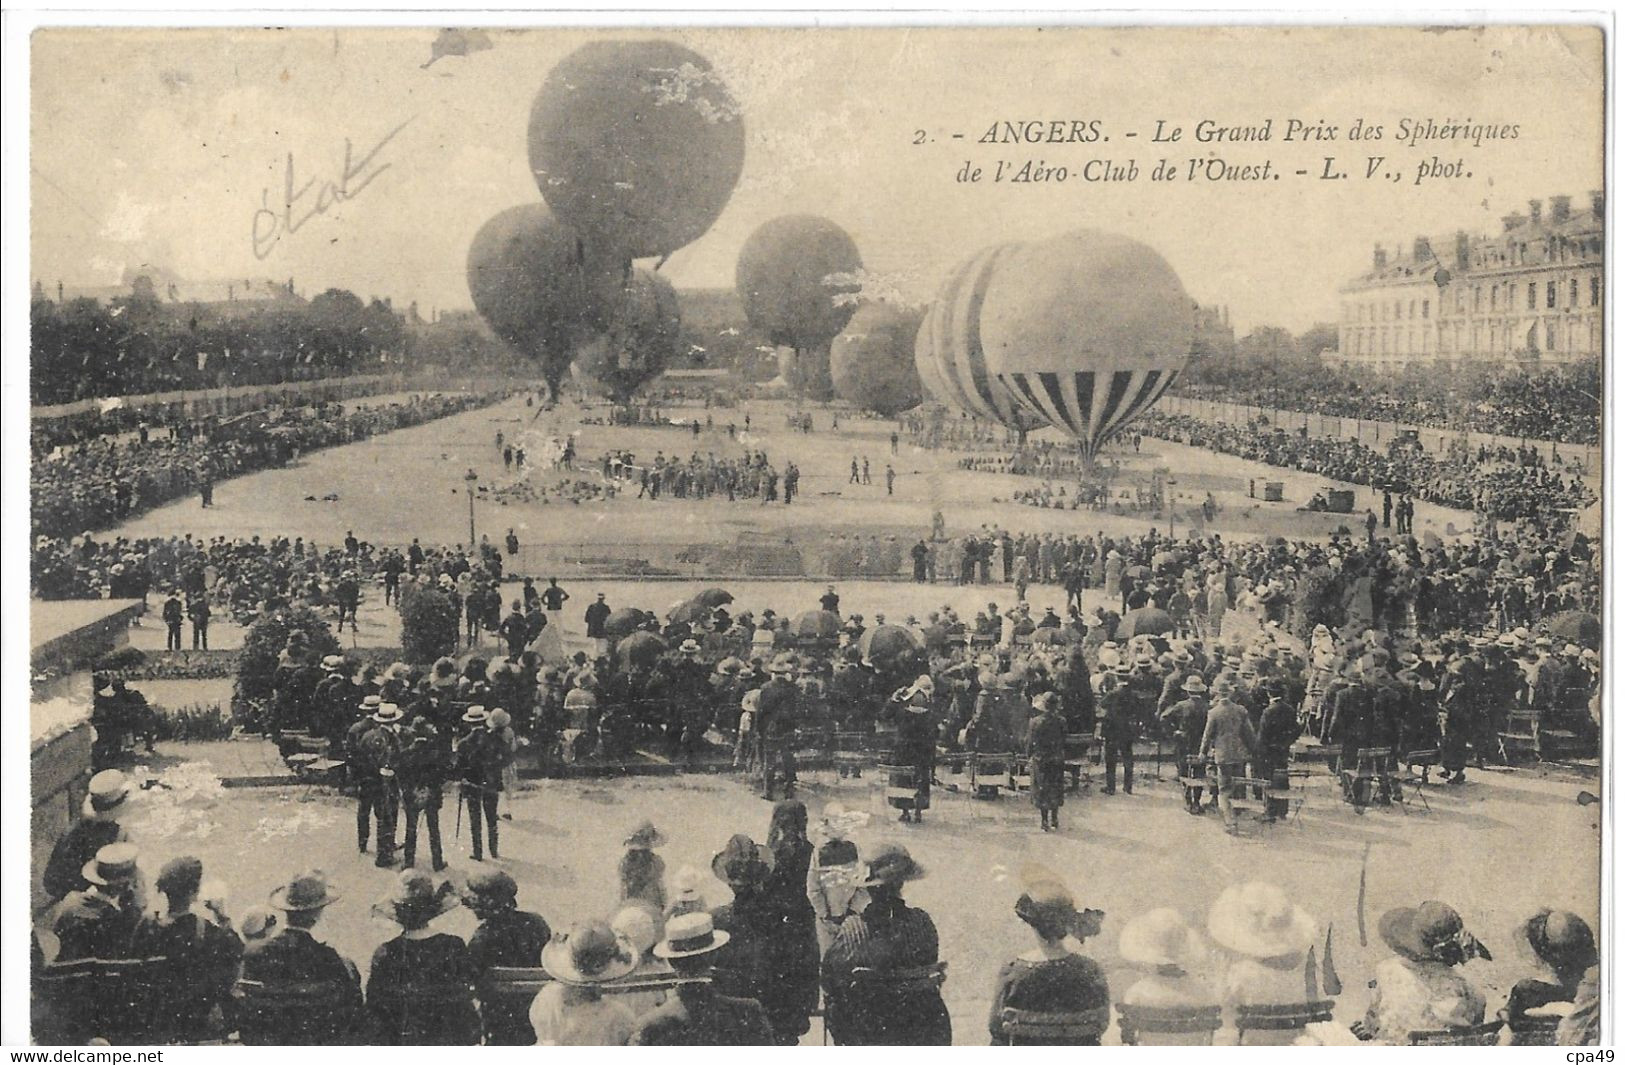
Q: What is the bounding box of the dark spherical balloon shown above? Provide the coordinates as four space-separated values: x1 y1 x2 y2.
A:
466 203 598 388
528 40 745 261
576 268 681 402
831 303 925 415
735 215 863 355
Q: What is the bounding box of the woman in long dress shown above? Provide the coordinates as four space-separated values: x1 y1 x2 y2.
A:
885 677 937 823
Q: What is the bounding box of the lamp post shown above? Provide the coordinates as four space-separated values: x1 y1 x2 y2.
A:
1166 478 1177 538
464 469 479 550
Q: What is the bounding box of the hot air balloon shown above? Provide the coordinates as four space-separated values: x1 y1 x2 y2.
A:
979 230 1193 459
528 40 745 262
830 303 925 415
736 215 862 401
466 204 599 397
915 243 1048 437
575 268 681 402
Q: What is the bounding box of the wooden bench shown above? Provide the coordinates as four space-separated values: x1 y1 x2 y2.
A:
1234 999 1335 1042
36 957 170 1044
1407 1020 1504 1046
1116 1003 1223 1045
235 976 364 1045
997 1006 1110 1044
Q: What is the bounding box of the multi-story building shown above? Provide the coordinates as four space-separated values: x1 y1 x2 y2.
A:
1333 191 1603 372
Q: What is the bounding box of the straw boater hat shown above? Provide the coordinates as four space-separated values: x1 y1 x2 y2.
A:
1182 674 1207 694
860 844 925 889
82 769 130 820
1120 907 1203 968
359 695 382 714
679 639 702 655
654 911 730 960
624 820 667 849
461 705 490 725
269 870 341 912
542 920 640 985
373 702 403 724
1207 882 1317 959
1379 901 1488 964
82 843 139 888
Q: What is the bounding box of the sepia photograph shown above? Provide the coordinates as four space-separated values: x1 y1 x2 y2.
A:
10 20 1610 1048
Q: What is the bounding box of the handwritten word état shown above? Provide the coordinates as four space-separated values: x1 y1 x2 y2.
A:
252 118 412 260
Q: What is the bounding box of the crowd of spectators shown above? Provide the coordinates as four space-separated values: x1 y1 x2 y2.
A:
1136 413 1596 521
1176 368 1600 446
599 449 801 504
31 391 512 543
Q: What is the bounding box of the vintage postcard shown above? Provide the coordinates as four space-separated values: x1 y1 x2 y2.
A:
9 22 1609 1049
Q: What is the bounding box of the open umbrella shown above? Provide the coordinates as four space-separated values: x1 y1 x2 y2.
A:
856 624 924 668
617 631 668 670
1119 606 1175 638
692 588 735 609
1545 610 1601 649
666 597 715 625
792 609 842 640
604 607 650 638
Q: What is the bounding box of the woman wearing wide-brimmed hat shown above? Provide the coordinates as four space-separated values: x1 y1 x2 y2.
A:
883 676 937 823
462 869 551 1045
987 866 1109 1044
528 920 640 1046
823 844 951 1045
707 833 813 1045
1207 881 1319 1045
1026 692 1069 831
364 871 479 1045
1497 909 1596 1044
618 820 668 941
1118 908 1218 1042
1352 900 1490 1043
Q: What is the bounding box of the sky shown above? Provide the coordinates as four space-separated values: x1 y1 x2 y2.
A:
30 25 1604 334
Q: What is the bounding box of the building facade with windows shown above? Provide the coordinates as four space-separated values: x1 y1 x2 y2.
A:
1333 191 1603 372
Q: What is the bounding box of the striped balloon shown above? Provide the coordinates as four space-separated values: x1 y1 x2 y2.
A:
979 230 1193 458
997 365 1182 458
914 244 1048 433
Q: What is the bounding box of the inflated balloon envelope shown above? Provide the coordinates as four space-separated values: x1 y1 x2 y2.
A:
979 230 1195 459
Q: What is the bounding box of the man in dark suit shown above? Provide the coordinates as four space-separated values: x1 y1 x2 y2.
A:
1097 664 1140 795
162 590 185 651
43 770 131 902
584 593 610 640
755 656 802 800
348 700 402 866
238 872 363 1045
46 843 142 962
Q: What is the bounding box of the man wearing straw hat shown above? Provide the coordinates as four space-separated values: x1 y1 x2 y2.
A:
43 769 132 902
46 843 142 963
351 699 403 867
239 870 363 1045
629 911 774 1045
456 706 505 862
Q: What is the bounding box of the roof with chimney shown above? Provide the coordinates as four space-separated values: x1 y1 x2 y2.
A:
1344 191 1602 292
